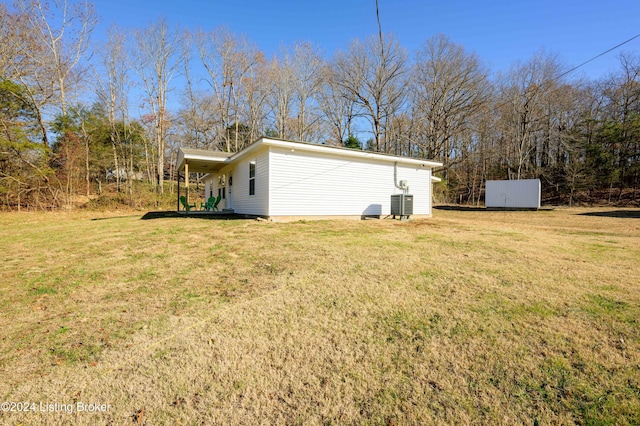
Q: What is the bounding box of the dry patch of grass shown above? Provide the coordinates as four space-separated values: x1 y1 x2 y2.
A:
0 207 639 424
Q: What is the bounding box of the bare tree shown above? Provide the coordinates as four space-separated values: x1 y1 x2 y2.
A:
179 32 217 149
0 4 28 79
332 33 407 152
289 42 324 142
265 52 296 140
242 55 269 143
318 64 358 145
132 18 181 193
1 5 50 148
601 53 640 189
95 25 133 197
195 27 262 152
15 0 96 117
0 0 94 209
3 0 94 149
411 34 490 169
496 51 564 179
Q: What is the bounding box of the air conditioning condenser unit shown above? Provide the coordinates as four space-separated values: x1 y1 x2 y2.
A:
391 194 413 219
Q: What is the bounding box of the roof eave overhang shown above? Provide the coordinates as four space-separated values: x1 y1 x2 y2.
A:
177 150 231 174
258 138 443 168
177 137 443 173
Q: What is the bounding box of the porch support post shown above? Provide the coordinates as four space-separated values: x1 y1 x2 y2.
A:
185 161 189 212
177 171 181 211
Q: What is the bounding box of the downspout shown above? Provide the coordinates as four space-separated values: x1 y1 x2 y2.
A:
394 162 408 194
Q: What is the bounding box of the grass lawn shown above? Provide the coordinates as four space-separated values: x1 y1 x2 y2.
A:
0 207 639 425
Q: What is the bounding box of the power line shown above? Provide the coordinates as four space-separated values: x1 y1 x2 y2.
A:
558 32 640 79
375 0 383 42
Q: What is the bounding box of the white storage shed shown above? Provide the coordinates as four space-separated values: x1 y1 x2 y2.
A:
485 179 541 209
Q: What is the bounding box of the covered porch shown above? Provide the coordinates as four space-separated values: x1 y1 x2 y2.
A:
175 148 231 213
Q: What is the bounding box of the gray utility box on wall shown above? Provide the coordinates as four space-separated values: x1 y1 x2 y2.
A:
391 194 413 218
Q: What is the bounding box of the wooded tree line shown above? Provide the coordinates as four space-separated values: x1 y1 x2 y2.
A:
1 0 639 210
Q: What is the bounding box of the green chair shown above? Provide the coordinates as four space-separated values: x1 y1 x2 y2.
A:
200 196 214 211
179 195 196 212
201 195 221 211
200 197 213 211
211 194 222 211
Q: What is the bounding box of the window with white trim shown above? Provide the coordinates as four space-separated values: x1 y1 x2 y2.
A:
249 160 256 196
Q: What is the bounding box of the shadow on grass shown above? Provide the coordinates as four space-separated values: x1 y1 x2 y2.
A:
140 211 248 220
577 210 640 219
434 205 554 212
434 205 487 212
91 215 144 221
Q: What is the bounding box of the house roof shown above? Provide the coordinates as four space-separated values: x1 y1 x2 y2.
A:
176 148 231 174
177 137 443 174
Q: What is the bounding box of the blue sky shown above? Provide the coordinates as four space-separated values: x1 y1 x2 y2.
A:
91 0 640 80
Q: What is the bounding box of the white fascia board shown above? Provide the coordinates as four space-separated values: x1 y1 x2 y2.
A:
177 149 186 171
258 138 443 168
186 137 443 170
177 152 230 172
227 140 269 163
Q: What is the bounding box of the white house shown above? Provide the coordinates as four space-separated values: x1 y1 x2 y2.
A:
176 137 442 220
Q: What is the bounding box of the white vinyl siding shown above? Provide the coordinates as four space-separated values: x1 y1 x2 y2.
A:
211 166 233 210
267 147 432 217
204 175 215 200
231 150 269 216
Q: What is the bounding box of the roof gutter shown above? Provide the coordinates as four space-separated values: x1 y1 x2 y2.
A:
261 138 443 168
